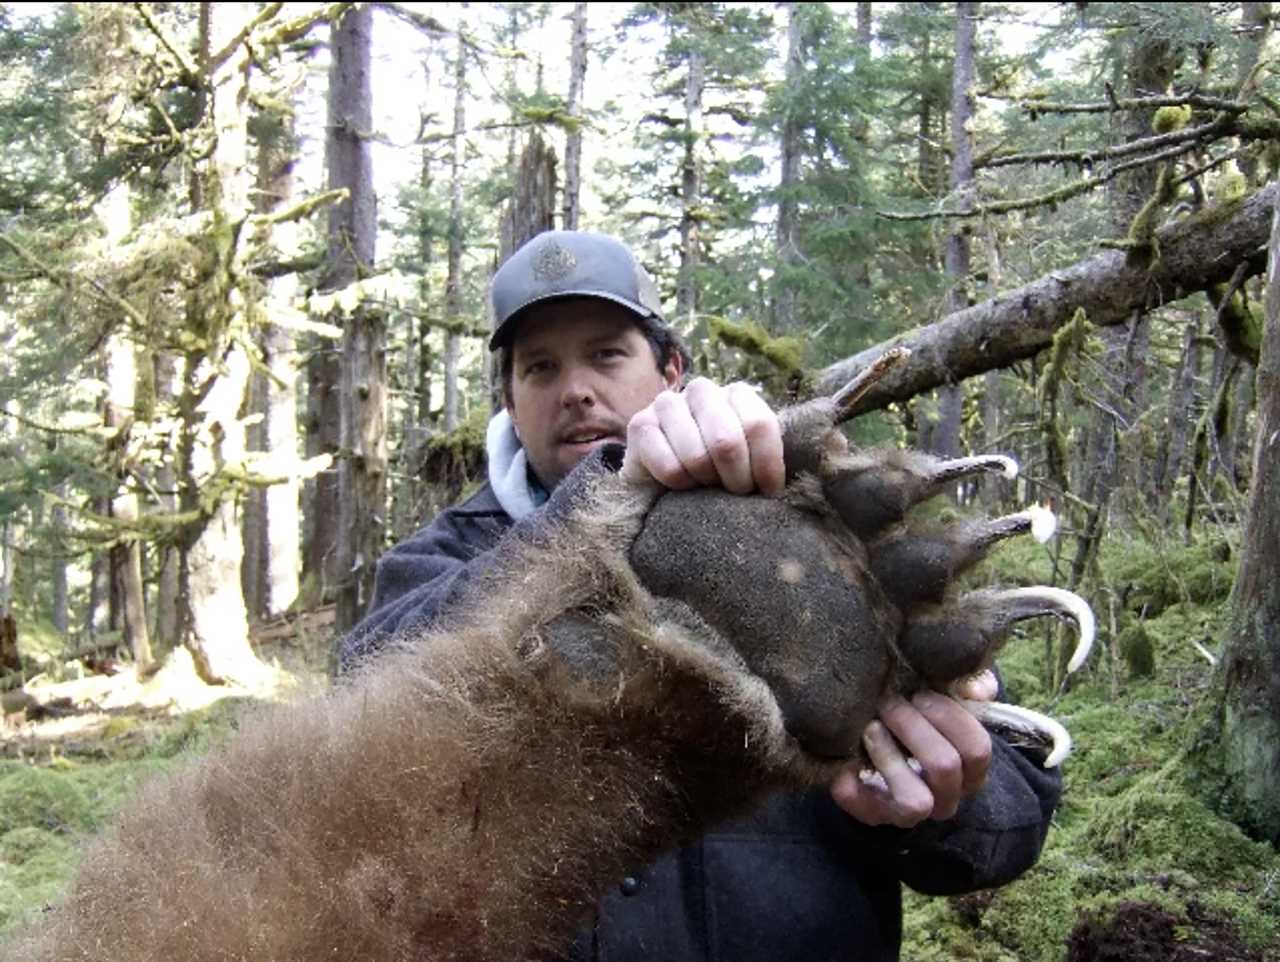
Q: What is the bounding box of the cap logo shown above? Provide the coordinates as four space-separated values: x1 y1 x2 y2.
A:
531 239 577 283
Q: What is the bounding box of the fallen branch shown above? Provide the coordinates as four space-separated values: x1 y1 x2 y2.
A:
820 181 1279 414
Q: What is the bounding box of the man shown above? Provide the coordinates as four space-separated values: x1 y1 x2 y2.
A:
339 231 1060 962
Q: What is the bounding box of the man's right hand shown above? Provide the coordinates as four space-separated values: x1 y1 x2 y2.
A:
619 378 785 496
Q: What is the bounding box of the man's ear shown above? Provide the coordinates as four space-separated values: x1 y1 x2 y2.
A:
662 351 683 390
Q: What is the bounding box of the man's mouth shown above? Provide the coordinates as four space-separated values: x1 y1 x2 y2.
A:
560 426 619 446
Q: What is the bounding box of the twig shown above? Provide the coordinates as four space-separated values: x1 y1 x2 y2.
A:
1016 91 1247 116
1191 640 1218 666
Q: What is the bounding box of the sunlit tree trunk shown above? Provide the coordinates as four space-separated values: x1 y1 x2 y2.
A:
326 3 384 633
98 180 154 673
443 18 467 433
773 1 802 334
245 102 302 621
676 46 705 327
152 352 180 652
176 1 263 685
562 2 587 231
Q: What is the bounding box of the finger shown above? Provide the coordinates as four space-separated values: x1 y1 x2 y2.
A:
650 389 721 487
726 382 785 497
949 669 998 702
910 691 993 798
684 378 754 495
878 695 964 820
622 406 698 489
861 719 935 827
829 765 894 827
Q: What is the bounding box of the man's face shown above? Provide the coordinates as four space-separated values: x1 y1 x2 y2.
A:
506 298 681 489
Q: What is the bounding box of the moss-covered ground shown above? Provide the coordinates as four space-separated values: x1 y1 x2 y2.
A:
2 531 1277 959
901 529 1280 962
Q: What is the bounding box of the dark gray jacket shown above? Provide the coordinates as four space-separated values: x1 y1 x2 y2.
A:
339 476 1062 962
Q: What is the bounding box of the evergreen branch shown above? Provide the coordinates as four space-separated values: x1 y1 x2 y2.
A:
0 404 103 438
375 2 448 36
881 136 1207 222
1016 91 1247 116
981 115 1231 170
208 2 284 73
132 2 201 85
0 231 149 329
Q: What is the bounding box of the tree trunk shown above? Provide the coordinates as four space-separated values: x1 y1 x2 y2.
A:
177 1 263 686
978 225 1005 512
676 47 705 327
562 2 588 231
50 499 68 636
773 0 802 334
1197 191 1280 847
1237 2 1272 184
98 179 154 672
244 87 303 620
324 3 383 634
443 21 466 433
152 351 180 652
1153 315 1203 508
934 0 978 463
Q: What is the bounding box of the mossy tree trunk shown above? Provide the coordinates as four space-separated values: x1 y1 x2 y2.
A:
328 3 384 634
175 1 264 686
1197 195 1280 846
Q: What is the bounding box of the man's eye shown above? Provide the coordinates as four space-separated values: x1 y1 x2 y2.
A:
595 347 626 361
523 360 553 377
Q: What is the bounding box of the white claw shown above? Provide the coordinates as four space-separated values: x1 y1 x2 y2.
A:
1027 503 1057 543
958 698 1074 768
1001 586 1095 674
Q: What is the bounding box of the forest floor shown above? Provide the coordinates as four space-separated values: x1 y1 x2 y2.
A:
2 537 1280 961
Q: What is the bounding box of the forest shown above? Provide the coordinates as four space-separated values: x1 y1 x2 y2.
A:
0 2 1278 960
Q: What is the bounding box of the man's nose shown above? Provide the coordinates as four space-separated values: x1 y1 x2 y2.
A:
559 368 596 407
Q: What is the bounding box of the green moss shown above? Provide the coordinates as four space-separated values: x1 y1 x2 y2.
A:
1151 104 1192 134
1085 767 1274 883
1098 534 1236 617
1118 622 1155 678
705 315 807 398
0 826 78 932
0 764 95 835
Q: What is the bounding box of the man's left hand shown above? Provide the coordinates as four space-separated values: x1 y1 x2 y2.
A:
620 378 784 496
829 671 997 828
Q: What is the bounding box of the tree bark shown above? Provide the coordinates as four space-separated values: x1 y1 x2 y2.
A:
562 2 588 231
818 180 1279 416
773 0 802 334
1153 315 1203 506
177 1 263 686
326 3 383 634
676 46 705 327
443 21 466 433
933 1 977 462
1199 191 1280 847
98 180 154 673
